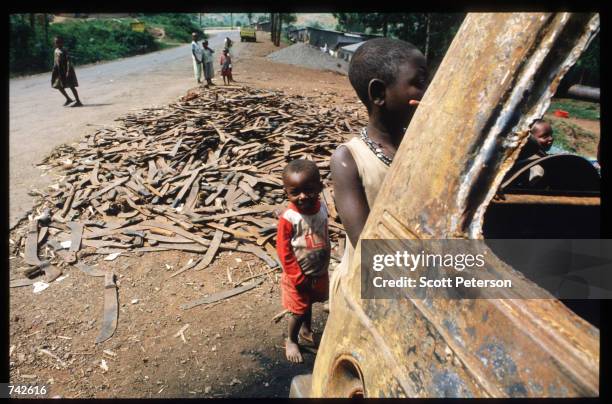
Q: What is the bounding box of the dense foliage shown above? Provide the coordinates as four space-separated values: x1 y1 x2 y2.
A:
333 13 599 88
139 13 201 42
334 13 465 77
9 14 201 76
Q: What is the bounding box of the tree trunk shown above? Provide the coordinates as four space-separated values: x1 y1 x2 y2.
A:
276 14 282 46
383 14 388 38
424 13 431 60
44 13 48 44
29 13 35 30
270 13 275 40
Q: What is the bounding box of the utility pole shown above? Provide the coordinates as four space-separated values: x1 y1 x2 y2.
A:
199 13 202 28
230 13 233 29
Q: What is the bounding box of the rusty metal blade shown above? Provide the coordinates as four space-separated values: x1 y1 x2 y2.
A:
24 220 43 266
95 272 118 344
67 221 84 252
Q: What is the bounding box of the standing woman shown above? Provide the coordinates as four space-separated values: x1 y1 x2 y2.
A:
51 36 82 107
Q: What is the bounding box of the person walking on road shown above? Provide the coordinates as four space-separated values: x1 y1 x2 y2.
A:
51 36 82 107
202 40 215 87
191 32 204 84
224 36 233 52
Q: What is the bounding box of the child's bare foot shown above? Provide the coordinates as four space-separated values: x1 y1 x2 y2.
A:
299 329 316 346
285 339 303 363
71 101 83 107
63 99 74 106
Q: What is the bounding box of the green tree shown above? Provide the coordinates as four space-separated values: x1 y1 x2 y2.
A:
334 13 465 76
310 21 323 30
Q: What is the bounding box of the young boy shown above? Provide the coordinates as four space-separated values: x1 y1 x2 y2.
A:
529 119 554 154
329 38 427 304
516 119 555 185
51 36 83 107
191 32 204 84
276 159 330 363
202 40 215 87
220 48 232 85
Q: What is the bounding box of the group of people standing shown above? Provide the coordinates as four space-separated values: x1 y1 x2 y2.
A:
191 33 234 87
50 32 238 106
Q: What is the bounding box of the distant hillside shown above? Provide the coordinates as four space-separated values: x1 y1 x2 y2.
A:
295 13 338 30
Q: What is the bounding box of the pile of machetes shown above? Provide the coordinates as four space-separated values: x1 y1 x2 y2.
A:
12 85 365 293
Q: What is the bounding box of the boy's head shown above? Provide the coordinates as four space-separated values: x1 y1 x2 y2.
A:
282 159 322 211
349 38 427 130
203 40 209 47
192 32 198 41
54 36 64 48
529 119 554 152
223 48 229 54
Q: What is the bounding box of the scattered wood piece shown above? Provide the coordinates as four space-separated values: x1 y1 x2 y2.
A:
169 258 202 278
174 324 190 343
271 309 290 323
180 279 264 310
39 348 67 367
235 267 279 286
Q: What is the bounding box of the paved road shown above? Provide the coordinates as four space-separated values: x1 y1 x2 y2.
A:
9 30 239 228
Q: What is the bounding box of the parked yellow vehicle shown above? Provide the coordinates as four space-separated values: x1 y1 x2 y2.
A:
290 12 600 398
240 26 256 42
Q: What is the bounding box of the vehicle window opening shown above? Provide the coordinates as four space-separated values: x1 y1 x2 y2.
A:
481 64 600 327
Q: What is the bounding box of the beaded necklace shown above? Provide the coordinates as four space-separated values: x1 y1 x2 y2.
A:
360 127 393 167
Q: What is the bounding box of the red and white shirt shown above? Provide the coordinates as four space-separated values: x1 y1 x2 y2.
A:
276 200 330 286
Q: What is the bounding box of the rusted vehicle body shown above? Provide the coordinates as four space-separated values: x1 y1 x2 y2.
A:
291 13 600 398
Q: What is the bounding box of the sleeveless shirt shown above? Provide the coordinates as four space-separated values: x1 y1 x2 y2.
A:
329 136 389 305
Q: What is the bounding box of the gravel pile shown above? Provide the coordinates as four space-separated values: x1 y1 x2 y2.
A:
267 43 349 75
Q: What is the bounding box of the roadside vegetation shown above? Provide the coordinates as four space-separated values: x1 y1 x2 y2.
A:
545 98 600 156
548 98 600 121
9 13 202 77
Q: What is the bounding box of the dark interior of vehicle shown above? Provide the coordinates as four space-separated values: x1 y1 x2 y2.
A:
483 153 601 327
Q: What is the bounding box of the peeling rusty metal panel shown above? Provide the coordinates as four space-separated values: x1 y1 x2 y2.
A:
312 13 599 398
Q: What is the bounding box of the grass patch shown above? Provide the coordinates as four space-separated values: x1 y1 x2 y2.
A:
547 98 600 120
546 115 599 157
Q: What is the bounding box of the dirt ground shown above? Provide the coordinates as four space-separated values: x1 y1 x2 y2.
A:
232 35 357 99
9 33 600 399
8 34 361 399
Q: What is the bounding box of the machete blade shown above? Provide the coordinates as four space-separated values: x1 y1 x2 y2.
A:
95 272 118 344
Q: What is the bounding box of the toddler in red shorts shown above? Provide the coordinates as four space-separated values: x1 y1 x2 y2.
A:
276 159 330 363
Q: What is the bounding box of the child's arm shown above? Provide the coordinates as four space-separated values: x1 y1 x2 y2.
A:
276 215 306 287
330 146 370 248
